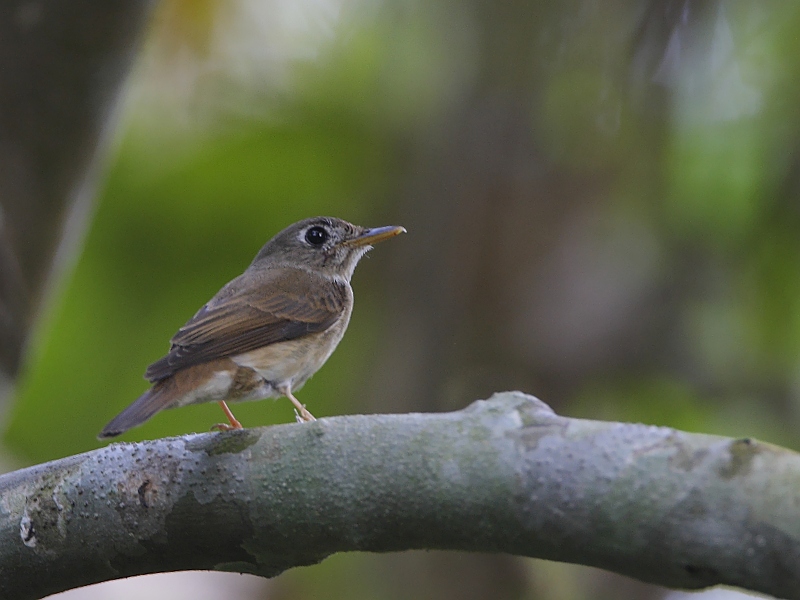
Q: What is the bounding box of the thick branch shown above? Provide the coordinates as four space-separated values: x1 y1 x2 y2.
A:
0 392 798 599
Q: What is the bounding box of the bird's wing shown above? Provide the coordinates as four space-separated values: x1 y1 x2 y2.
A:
144 268 349 382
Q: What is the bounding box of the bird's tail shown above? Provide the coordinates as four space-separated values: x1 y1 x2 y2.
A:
98 382 174 439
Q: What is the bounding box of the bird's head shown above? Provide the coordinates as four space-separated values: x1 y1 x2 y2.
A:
250 216 406 281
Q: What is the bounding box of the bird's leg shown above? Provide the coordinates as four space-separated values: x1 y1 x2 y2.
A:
285 389 316 422
211 400 244 431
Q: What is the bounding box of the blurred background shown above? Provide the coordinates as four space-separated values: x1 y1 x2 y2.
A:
2 0 800 599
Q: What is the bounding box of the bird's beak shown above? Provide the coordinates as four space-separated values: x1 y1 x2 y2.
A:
341 225 406 247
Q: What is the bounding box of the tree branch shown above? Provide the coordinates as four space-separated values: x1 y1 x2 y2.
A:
1 392 798 600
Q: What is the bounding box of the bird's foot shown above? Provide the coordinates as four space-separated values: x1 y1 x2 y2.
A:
213 400 243 431
293 407 316 423
211 422 243 432
286 391 316 422
292 405 316 422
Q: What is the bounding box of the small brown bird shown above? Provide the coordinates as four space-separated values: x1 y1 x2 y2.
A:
99 216 405 438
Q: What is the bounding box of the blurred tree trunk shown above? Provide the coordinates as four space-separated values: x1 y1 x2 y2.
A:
365 2 725 599
0 1 153 380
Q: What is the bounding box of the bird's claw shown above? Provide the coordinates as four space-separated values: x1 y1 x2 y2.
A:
293 406 317 423
211 422 243 432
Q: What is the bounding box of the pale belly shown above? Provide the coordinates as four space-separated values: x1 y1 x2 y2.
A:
230 328 345 397
238 308 351 398
172 310 351 407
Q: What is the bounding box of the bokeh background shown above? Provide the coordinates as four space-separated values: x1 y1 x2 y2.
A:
2 1 800 599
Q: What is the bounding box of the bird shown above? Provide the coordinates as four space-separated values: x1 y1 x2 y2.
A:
98 216 405 438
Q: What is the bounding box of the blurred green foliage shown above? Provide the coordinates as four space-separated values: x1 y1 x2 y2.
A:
5 116 395 462
4 0 463 464
6 1 800 599
7 0 800 464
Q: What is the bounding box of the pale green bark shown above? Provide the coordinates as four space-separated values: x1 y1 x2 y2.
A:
0 392 798 600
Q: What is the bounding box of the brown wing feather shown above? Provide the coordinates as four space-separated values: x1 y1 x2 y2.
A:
145 268 348 382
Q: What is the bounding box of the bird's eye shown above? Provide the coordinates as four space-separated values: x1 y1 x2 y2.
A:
305 226 329 246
